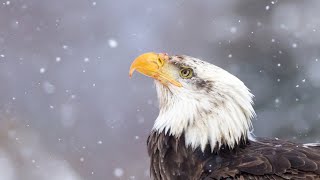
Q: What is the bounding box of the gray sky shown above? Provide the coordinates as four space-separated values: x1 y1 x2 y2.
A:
0 0 320 179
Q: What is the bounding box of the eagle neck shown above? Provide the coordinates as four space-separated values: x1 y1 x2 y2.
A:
153 79 255 152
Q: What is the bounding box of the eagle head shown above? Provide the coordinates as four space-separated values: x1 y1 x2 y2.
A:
130 52 256 151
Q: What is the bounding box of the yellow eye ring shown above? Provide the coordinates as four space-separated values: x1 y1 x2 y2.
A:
179 68 193 79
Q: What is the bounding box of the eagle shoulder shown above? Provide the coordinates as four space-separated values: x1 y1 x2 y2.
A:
202 138 320 180
148 132 320 180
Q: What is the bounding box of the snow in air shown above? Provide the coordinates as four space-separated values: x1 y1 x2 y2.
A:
292 43 297 48
257 22 262 26
56 57 61 62
230 27 237 34
114 168 124 177
108 39 118 48
40 68 46 74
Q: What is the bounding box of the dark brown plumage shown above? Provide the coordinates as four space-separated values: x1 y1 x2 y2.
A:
148 131 320 180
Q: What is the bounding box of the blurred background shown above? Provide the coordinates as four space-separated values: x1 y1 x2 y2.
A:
0 0 320 179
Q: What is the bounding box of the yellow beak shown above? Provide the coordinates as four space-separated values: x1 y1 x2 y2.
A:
129 52 182 87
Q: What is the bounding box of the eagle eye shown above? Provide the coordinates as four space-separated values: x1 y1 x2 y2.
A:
179 68 193 79
157 57 164 66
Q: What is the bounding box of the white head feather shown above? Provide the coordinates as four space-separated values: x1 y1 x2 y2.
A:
152 55 256 151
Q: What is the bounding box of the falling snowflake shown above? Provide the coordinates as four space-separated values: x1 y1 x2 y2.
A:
230 27 237 34
114 168 124 177
292 43 297 48
40 68 46 74
257 22 262 27
108 39 118 48
84 57 90 62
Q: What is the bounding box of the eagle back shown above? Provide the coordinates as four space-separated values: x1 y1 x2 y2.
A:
147 132 320 180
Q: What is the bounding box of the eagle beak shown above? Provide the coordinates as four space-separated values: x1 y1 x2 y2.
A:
129 52 182 87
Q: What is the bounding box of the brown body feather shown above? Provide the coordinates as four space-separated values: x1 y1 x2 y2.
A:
147 131 320 180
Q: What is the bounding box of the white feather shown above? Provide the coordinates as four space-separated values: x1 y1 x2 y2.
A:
152 56 256 151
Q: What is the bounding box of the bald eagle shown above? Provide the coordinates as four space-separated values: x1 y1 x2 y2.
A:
129 52 320 180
